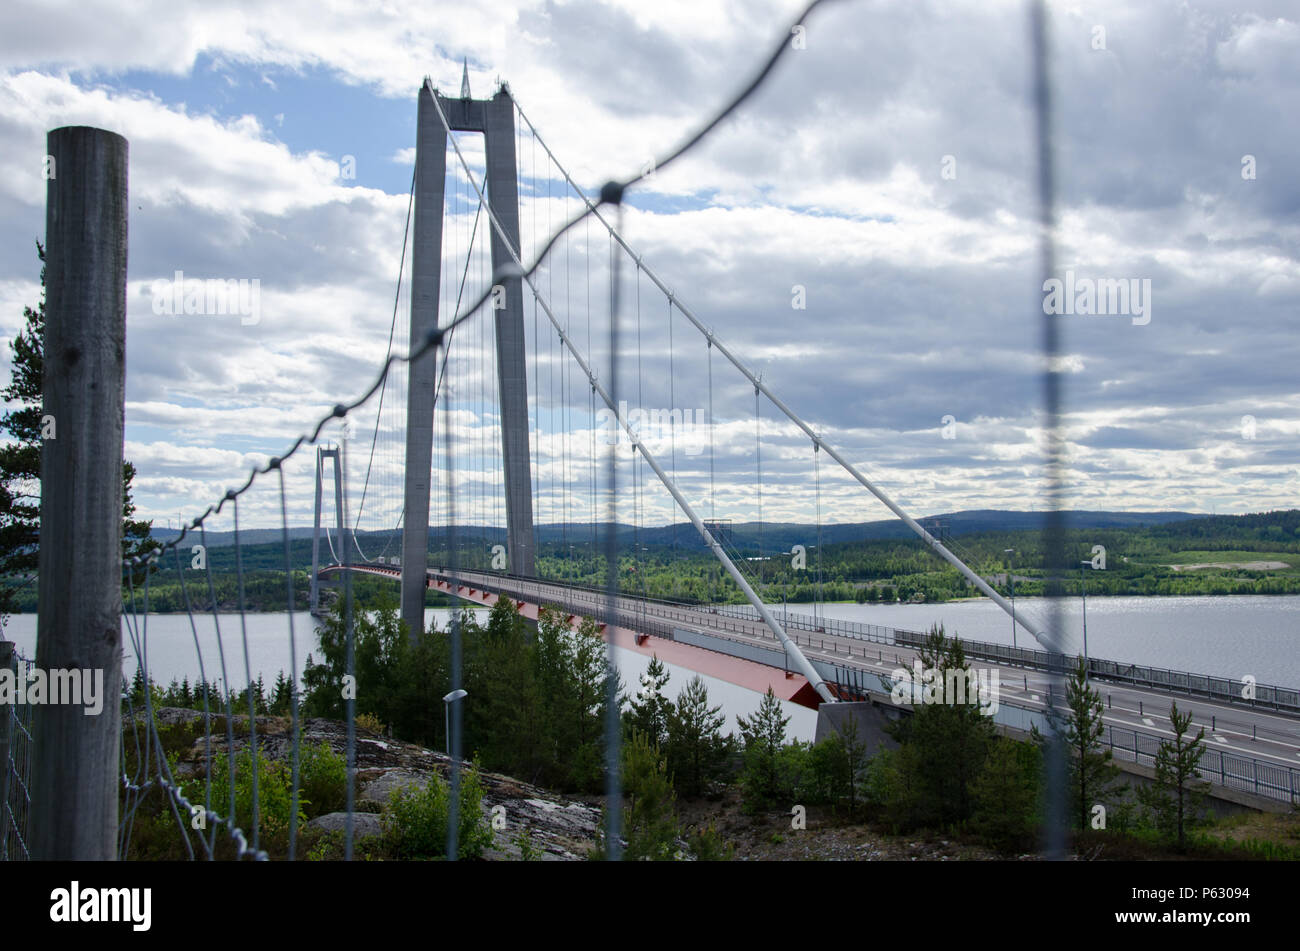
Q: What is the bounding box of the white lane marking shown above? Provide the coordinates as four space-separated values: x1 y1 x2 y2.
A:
1142 717 1155 727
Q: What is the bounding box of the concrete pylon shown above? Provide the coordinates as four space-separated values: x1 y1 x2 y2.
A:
401 78 535 643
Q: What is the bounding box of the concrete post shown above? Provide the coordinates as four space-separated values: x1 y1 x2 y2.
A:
401 82 448 642
31 126 127 860
310 449 324 614
482 90 535 578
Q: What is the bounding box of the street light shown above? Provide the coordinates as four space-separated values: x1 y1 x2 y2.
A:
443 688 467 759
1004 549 1017 651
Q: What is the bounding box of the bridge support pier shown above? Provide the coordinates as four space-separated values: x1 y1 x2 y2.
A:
400 76 536 643
310 446 346 617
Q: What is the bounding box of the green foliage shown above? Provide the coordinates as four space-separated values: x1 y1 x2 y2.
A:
382 765 493 860
302 598 618 794
298 741 347 819
0 240 158 624
686 821 735 861
885 625 997 828
737 687 791 811
1038 657 1123 830
863 747 913 831
804 714 870 810
665 674 732 798
971 737 1042 852
626 655 673 750
1137 700 1209 851
622 729 680 861
208 745 306 850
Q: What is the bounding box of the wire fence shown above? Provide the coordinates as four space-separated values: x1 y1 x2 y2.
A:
8 0 1283 863
0 642 34 861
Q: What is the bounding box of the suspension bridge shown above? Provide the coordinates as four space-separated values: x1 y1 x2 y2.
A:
4 0 1299 864
304 67 1299 803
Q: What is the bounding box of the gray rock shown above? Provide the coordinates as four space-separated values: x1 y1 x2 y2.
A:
359 768 430 809
307 812 384 840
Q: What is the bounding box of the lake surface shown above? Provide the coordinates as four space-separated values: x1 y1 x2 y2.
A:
3 594 1296 740
0 607 819 740
782 595 1300 686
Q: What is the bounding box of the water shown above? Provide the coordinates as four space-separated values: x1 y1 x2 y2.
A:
0 606 819 740
4 594 1296 740
778 595 1300 687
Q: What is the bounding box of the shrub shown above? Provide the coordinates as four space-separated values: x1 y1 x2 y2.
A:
382 765 493 859
298 741 347 819
208 746 306 849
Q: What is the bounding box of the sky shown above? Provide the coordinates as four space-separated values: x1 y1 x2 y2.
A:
0 0 1297 537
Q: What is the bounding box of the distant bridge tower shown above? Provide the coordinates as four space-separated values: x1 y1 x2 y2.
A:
400 68 536 640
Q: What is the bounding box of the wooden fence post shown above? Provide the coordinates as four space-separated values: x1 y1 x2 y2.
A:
30 126 128 861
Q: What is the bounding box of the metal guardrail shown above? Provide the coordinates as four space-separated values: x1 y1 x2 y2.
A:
0 641 33 861
350 566 1300 805
780 642 1300 806
716 603 1300 715
361 565 1300 717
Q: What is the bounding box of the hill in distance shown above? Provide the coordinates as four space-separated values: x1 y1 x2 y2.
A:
151 509 1207 549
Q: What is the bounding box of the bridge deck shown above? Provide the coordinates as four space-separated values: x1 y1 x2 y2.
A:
317 563 1300 802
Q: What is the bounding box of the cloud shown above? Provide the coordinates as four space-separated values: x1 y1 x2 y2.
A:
0 0 1296 529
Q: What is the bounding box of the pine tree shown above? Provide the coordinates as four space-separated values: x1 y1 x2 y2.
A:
971 736 1041 852
621 729 680 861
0 240 159 625
834 712 870 810
737 687 790 809
887 624 997 826
626 655 672 749
666 674 730 798
1039 656 1123 830
1138 701 1208 851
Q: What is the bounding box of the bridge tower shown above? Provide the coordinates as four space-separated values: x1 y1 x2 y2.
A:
400 69 536 640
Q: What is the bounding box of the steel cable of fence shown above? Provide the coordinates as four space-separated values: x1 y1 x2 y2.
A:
87 0 1147 861
1 644 33 860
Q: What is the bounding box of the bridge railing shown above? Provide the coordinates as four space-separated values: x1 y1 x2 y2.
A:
0 642 34 861
715 603 1300 714
788 643 1300 806
407 565 1300 805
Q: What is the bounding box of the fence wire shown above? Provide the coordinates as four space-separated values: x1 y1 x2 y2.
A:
0 643 33 861
9 0 1281 865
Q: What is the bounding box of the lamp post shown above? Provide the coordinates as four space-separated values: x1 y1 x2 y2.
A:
1004 548 1017 651
443 688 467 760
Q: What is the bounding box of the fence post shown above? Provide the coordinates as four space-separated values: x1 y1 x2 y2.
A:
0 640 14 857
30 126 128 861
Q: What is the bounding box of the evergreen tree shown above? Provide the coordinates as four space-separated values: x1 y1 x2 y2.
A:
971 736 1042 852
0 240 158 625
1137 701 1208 851
808 712 870 810
621 729 680 861
626 655 672 749
737 687 790 810
1038 656 1123 830
886 624 997 827
475 597 542 780
665 674 730 798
